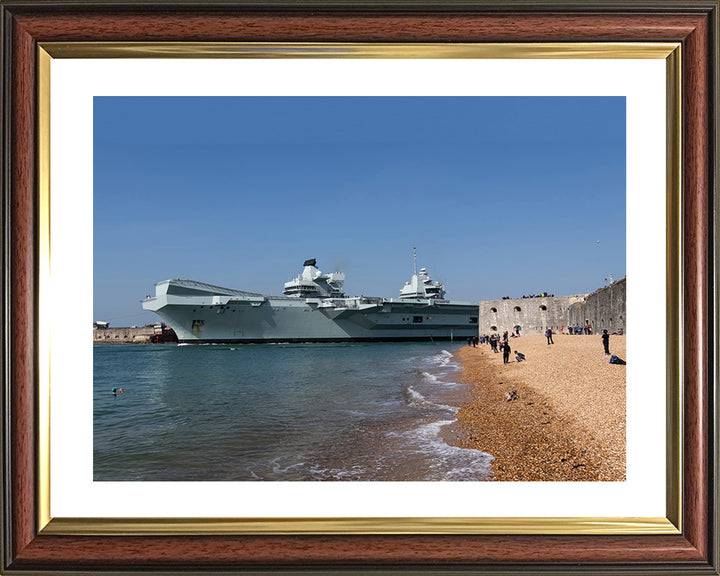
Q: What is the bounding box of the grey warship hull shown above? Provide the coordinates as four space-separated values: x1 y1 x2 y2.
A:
143 279 479 344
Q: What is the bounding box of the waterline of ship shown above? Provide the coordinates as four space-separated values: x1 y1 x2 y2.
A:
93 342 493 481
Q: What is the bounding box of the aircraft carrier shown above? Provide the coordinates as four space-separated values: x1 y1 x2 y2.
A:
142 254 479 343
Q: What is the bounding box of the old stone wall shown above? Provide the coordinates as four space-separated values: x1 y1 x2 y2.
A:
93 325 178 343
567 277 626 334
477 278 626 336
478 295 587 336
93 326 155 343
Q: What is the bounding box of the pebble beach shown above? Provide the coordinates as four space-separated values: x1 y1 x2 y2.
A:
452 333 626 481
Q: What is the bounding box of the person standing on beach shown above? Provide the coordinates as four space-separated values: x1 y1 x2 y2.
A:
503 340 511 364
602 329 610 355
545 328 554 345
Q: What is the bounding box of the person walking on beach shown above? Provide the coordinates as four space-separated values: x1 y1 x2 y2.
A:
503 340 511 364
602 329 611 355
545 328 554 345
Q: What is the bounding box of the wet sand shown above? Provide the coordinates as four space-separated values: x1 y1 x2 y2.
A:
452 333 626 481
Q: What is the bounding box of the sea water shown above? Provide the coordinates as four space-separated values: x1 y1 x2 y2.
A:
93 342 493 481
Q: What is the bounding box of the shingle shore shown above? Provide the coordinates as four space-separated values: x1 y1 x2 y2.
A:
452 333 626 481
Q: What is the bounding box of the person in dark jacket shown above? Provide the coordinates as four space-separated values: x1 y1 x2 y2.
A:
503 340 511 364
602 329 610 355
545 328 554 345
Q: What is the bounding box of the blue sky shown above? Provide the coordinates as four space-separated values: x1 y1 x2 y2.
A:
94 96 626 326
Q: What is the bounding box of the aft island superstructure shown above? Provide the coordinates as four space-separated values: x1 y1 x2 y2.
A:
142 256 479 343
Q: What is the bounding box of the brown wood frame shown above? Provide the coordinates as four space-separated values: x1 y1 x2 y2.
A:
1 1 717 574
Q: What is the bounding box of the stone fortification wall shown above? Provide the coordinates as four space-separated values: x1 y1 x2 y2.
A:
94 326 155 343
478 295 587 336
568 277 626 334
477 278 626 336
93 325 178 343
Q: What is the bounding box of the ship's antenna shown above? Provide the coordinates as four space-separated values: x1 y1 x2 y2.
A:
413 247 417 276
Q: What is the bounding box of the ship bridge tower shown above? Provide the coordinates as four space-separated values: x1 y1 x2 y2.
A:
283 259 345 298
399 248 446 300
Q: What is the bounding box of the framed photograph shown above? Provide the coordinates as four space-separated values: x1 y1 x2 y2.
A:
1 1 717 574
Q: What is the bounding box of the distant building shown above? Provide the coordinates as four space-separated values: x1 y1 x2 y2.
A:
568 277 626 335
93 322 178 343
478 295 586 336
477 278 626 336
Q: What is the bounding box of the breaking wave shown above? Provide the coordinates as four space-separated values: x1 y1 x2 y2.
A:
386 420 493 481
404 385 458 413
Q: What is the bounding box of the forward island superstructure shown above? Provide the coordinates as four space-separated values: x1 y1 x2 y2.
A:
142 254 479 343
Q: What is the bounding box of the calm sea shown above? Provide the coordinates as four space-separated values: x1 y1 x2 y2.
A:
93 342 493 481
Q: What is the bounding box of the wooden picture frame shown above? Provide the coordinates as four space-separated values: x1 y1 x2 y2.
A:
1 1 717 573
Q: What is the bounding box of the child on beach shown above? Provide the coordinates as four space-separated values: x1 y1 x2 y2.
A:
503 341 511 364
514 351 526 362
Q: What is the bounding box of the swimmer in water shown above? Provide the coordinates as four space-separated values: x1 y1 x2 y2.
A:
110 387 124 395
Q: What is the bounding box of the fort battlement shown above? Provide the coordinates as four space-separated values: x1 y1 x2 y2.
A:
477 278 626 336
93 323 178 343
568 277 626 335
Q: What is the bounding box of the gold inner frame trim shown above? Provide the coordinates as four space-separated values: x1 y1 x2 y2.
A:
664 45 683 533
37 46 52 534
42 516 678 536
36 41 682 537
40 41 679 59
